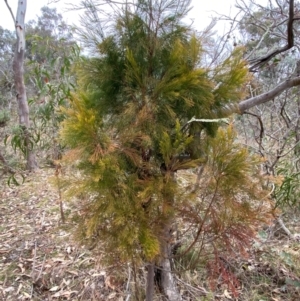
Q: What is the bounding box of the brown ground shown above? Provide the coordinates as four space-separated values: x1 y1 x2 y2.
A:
1 167 300 301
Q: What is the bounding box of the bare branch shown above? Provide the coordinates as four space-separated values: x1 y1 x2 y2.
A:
244 111 264 151
237 76 300 113
245 21 275 61
249 0 295 71
3 0 16 25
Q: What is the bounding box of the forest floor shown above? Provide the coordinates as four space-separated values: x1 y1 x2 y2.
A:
1 167 300 301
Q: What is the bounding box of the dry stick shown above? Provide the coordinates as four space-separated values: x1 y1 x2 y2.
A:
174 275 223 298
30 239 38 298
55 164 65 223
276 216 293 238
125 263 132 301
34 255 47 284
31 240 37 278
180 178 221 257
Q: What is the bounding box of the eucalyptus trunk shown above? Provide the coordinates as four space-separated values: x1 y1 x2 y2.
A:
13 0 37 171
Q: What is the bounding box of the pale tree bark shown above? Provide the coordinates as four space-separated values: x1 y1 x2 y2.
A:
5 0 38 170
236 76 300 114
160 229 182 301
158 179 183 301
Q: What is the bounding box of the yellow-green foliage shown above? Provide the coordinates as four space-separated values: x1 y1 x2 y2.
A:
183 126 272 255
59 2 271 267
212 47 251 113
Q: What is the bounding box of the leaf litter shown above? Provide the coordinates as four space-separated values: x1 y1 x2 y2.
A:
0 168 125 301
1 167 300 300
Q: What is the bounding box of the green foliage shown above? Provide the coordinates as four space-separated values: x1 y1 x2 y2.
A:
0 7 77 169
60 0 271 272
212 47 250 107
24 8 78 160
0 109 10 127
274 164 300 209
5 125 39 156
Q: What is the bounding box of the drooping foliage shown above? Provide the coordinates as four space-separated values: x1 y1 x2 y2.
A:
60 0 271 276
24 7 78 161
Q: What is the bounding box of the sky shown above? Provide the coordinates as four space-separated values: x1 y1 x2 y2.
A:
0 0 237 32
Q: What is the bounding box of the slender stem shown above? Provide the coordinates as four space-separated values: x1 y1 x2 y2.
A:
4 0 16 25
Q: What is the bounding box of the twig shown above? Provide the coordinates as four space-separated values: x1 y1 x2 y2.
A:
35 255 46 282
249 0 295 71
31 239 37 279
174 275 223 298
4 0 16 25
244 111 264 152
125 263 131 301
187 117 229 124
181 116 229 132
55 163 65 223
276 216 293 238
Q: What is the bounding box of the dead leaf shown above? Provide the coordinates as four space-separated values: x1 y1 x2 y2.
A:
223 289 232 299
108 292 117 299
4 286 15 293
105 275 117 290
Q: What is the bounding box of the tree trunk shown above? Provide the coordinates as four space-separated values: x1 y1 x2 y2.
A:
146 263 155 301
159 225 182 301
13 0 37 171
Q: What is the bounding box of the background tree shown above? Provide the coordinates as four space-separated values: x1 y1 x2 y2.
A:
0 26 15 112
25 6 77 163
4 0 38 170
228 0 300 237
0 5 77 176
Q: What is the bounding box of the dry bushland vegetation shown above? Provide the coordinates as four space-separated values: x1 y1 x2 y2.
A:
2 0 300 300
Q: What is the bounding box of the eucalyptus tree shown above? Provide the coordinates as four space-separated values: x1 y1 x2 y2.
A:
1 4 77 172
25 7 77 162
4 0 38 170
232 0 300 222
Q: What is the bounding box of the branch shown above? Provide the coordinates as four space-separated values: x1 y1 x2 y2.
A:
237 76 300 113
4 0 16 24
249 0 295 71
244 111 264 152
187 117 229 124
245 21 274 61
